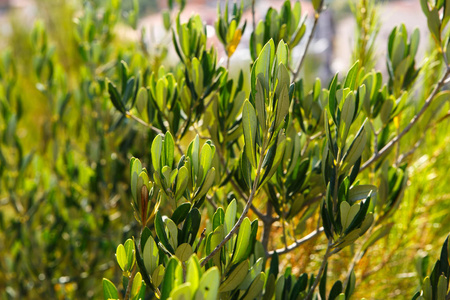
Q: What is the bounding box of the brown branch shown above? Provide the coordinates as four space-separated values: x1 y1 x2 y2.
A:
267 227 323 256
360 69 450 172
200 138 268 267
292 1 324 82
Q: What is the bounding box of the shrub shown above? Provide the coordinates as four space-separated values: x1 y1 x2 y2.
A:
101 0 450 299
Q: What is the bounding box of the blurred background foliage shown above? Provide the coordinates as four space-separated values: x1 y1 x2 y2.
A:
0 0 449 299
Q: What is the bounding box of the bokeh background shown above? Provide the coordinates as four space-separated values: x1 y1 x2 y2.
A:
0 0 449 299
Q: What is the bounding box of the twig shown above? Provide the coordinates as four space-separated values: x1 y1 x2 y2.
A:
305 238 333 300
292 1 324 82
124 264 137 300
201 137 268 267
127 111 183 154
195 228 206 253
435 110 450 125
396 138 423 165
126 112 162 134
206 195 218 210
262 201 273 251
360 69 450 172
211 130 270 222
267 227 323 256
192 125 210 140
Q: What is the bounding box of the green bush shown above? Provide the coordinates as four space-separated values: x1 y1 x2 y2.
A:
1 0 450 299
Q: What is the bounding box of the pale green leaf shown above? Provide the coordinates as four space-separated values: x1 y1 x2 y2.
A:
242 100 258 168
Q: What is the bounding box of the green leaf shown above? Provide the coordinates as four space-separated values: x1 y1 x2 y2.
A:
345 269 356 298
156 78 167 111
136 87 148 119
410 28 420 58
196 267 220 299
131 272 143 299
181 208 201 245
152 265 165 288
186 255 200 291
175 243 193 262
339 92 356 146
213 207 225 231
134 239 153 290
252 39 275 90
225 199 237 234
240 153 253 189
344 61 360 90
124 239 136 272
164 132 175 169
340 201 359 232
420 0 430 17
264 274 276 300
131 158 142 204
155 211 175 254
255 80 266 132
165 218 179 249
380 98 394 124
209 224 225 266
143 235 159 275
103 278 119 300
170 283 192 300
187 135 200 182
116 244 127 272
313 78 322 102
345 195 371 235
427 8 441 42
275 274 285 300
348 185 377 203
275 85 290 131
192 168 215 202
276 40 288 66
335 293 346 300
242 100 258 168
163 10 171 30
107 80 126 114
152 135 163 174
161 258 180 300
422 276 432 300
241 272 266 300
341 122 367 173
328 74 339 124
437 275 447 300
122 77 135 106
175 166 189 201
328 280 343 300
239 258 264 290
172 202 191 224
198 143 215 184
231 217 251 265
219 260 249 292
312 0 322 11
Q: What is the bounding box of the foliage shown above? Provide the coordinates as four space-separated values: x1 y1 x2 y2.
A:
1 0 450 299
